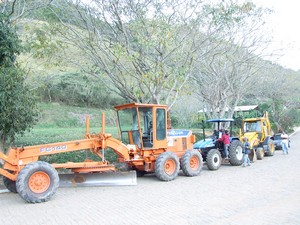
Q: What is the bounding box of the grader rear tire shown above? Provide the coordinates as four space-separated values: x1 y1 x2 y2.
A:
3 176 17 193
181 150 203 176
16 161 59 203
155 152 179 181
206 149 221 171
256 147 264 160
229 140 244 166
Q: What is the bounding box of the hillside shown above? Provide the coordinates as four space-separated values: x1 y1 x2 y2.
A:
8 1 300 133
14 103 119 146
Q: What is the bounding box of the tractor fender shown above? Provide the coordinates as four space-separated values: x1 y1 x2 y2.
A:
230 137 240 142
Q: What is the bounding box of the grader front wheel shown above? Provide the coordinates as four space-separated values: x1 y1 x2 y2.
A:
16 161 59 203
155 152 179 181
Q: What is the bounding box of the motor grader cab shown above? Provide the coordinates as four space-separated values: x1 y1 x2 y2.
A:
115 103 167 150
0 103 202 203
194 119 243 170
114 103 203 180
240 112 275 161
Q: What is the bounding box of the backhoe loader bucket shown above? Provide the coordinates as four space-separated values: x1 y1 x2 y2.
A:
59 171 137 188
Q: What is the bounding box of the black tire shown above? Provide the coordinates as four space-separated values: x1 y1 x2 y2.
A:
3 176 17 193
16 161 59 203
256 147 264 160
181 150 203 176
265 140 275 156
229 140 244 166
155 152 179 181
206 149 221 171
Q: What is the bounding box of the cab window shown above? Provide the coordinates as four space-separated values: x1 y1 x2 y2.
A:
156 108 166 140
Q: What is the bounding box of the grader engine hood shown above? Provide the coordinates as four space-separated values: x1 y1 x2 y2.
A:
167 129 195 150
167 129 192 137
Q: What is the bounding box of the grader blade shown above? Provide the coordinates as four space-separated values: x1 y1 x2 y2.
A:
59 171 137 187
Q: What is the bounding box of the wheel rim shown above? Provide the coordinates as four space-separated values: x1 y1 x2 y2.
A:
164 159 176 175
260 149 264 155
269 143 275 153
29 171 50 193
212 154 220 166
190 156 200 170
235 146 243 160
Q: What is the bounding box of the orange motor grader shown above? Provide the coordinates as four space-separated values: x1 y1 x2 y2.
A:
0 103 202 203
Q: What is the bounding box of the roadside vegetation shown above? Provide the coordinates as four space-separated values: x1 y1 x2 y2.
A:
13 103 120 163
0 0 299 163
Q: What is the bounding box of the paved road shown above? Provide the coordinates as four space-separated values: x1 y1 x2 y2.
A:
1 130 300 225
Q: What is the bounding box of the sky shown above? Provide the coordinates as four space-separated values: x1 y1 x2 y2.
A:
82 0 300 71
250 0 300 71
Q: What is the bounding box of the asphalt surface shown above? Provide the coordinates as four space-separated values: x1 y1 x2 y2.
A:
0 129 299 225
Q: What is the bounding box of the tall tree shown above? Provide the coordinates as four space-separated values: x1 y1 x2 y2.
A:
48 0 206 108
0 0 53 22
192 1 273 119
0 14 38 153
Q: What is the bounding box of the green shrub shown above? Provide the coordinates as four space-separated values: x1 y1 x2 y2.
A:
35 73 123 108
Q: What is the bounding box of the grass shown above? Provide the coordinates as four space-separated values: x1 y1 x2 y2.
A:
14 102 118 146
14 127 118 146
12 103 120 163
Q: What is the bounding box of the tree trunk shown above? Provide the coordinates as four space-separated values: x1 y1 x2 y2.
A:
0 134 6 154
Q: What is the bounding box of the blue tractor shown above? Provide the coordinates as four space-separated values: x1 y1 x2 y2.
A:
194 119 244 170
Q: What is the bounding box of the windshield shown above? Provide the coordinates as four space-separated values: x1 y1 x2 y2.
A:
118 108 136 131
243 121 261 132
117 107 152 146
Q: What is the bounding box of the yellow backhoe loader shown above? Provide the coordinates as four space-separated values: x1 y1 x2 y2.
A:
239 112 275 161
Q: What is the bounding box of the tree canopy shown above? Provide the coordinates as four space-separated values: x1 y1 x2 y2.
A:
0 13 38 153
0 0 298 132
